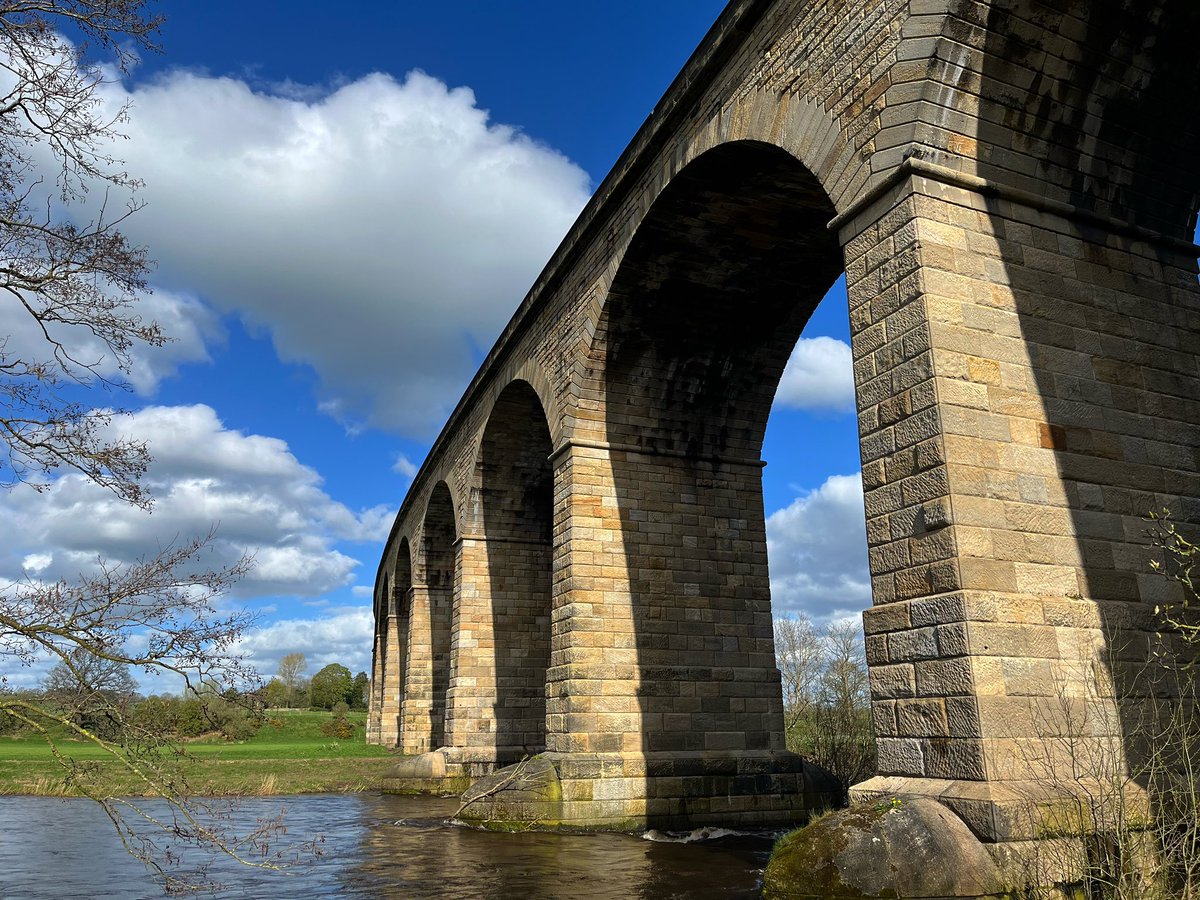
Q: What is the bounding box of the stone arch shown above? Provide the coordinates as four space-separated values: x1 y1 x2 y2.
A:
507 358 563 450
578 140 843 450
471 379 554 761
393 539 412 614
381 539 412 747
565 104 852 445
577 139 844 762
400 487 456 753
419 481 456 750
375 571 389 622
368 571 390 743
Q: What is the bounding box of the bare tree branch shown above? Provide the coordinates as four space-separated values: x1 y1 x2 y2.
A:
0 4 315 891
0 0 162 503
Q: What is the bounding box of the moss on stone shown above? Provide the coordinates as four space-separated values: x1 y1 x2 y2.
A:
381 775 472 796
764 798 1008 899
456 756 564 829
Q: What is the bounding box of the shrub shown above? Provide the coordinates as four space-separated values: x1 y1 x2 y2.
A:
320 715 355 740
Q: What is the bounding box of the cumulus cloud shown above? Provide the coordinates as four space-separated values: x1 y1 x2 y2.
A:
774 336 856 414
0 404 385 598
92 69 591 435
232 606 375 681
766 473 871 622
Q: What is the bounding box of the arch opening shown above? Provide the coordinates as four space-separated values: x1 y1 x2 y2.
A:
385 541 412 748
422 482 456 750
602 141 844 460
597 140 846 766
477 380 554 760
368 572 391 742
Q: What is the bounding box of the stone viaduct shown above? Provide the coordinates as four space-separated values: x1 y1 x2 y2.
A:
368 0 1200 847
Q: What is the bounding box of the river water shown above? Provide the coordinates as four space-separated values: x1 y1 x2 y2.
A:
0 793 775 898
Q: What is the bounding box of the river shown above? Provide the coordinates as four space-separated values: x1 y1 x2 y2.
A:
0 793 775 898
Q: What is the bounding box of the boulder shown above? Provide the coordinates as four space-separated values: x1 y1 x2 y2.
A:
763 797 1008 899
456 756 563 830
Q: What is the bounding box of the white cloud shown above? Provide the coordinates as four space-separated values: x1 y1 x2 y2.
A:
766 473 871 622
20 553 52 575
350 585 373 598
233 607 375 681
775 336 856 414
123 291 223 393
0 404 385 598
95 68 591 435
392 454 419 480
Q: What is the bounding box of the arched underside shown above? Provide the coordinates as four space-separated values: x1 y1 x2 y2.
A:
400 482 455 753
598 142 843 766
477 381 554 761
381 542 411 747
600 140 843 458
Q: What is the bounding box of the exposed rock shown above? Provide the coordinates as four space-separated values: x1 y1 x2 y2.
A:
456 756 563 830
763 797 1009 899
382 750 472 796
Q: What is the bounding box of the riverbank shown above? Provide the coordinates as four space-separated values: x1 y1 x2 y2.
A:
0 709 400 797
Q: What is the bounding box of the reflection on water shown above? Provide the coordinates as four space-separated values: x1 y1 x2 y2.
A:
0 793 772 898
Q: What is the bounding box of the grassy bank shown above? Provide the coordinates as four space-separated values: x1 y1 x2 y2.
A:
0 710 401 797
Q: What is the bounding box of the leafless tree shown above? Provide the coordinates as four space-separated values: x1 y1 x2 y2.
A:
44 645 138 699
774 613 876 798
1001 516 1200 898
276 652 307 708
0 0 163 502
0 2 300 890
1150 509 1200 650
774 615 823 730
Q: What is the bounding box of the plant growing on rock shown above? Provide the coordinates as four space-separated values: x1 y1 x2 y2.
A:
1007 511 1200 899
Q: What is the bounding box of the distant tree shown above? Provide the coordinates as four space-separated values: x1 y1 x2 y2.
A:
350 671 370 710
276 653 307 707
774 615 823 730
43 645 139 700
774 613 876 798
309 663 353 710
41 646 138 739
263 677 290 709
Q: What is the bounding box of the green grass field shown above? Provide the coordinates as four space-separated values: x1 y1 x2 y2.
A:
0 710 401 796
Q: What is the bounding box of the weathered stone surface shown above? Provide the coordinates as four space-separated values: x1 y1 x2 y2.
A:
366 0 1200 835
456 757 565 830
762 798 1007 899
382 750 472 797
455 751 843 832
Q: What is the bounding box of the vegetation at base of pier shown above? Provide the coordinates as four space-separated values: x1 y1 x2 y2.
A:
1013 511 1200 900
0 710 396 797
984 512 1200 900
774 615 876 797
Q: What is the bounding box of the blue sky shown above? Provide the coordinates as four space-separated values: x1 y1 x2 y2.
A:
2 2 869 689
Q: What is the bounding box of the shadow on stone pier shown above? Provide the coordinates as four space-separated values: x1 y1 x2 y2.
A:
454 750 841 833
